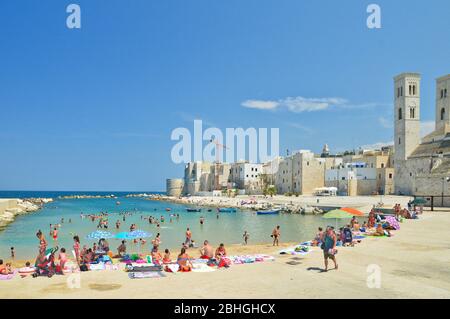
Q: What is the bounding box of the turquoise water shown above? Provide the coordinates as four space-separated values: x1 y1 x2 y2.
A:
0 193 349 260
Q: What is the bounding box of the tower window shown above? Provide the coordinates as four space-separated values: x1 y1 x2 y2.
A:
441 108 445 121
409 85 412 95
398 108 402 120
399 137 401 145
413 85 416 95
410 108 415 119
401 86 403 96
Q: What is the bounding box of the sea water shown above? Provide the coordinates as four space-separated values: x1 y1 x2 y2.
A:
0 191 349 260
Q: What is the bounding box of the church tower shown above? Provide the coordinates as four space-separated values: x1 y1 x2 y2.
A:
435 74 450 133
394 73 421 162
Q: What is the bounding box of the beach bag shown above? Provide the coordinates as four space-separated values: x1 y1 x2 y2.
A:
80 264 89 272
218 258 231 268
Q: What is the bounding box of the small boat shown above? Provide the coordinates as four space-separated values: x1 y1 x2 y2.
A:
186 208 201 212
165 208 171 212
256 210 280 215
218 208 237 213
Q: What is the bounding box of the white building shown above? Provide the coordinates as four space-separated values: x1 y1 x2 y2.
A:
229 161 264 194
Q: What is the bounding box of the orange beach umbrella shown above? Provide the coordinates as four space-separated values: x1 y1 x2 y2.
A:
341 207 365 216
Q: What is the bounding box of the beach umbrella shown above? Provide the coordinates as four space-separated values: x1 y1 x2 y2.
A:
86 230 114 240
115 232 136 240
322 209 353 219
385 216 400 230
322 209 353 228
129 230 152 238
411 197 427 205
341 207 365 216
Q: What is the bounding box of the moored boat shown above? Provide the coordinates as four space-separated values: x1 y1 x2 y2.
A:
218 208 237 213
256 210 280 215
186 208 201 212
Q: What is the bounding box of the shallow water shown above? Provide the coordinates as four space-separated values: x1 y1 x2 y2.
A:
0 192 350 259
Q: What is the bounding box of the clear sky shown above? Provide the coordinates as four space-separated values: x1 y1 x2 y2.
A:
0 0 449 191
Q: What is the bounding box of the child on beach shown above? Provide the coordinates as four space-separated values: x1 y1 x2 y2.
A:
59 248 67 270
163 249 171 263
151 247 162 265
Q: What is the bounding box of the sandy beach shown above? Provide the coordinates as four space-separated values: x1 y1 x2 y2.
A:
1 209 450 299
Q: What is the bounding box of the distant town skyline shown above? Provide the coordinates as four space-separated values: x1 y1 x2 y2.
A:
0 0 449 191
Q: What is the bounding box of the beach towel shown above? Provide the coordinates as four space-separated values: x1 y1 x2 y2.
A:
0 271 17 280
165 264 180 273
126 264 162 272
128 271 166 279
89 263 106 271
192 263 216 273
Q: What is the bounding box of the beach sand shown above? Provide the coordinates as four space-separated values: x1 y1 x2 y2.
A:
1 210 450 299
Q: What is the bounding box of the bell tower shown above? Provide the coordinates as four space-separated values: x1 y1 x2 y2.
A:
394 73 421 162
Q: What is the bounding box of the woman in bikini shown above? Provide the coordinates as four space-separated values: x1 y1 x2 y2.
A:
37 230 47 254
73 235 81 265
177 247 192 272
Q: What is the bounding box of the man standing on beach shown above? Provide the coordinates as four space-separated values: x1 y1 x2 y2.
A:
322 226 338 272
272 226 280 246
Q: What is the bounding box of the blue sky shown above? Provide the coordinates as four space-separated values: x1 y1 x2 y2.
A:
0 0 449 191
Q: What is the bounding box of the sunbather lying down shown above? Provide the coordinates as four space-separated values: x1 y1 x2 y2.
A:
365 224 392 237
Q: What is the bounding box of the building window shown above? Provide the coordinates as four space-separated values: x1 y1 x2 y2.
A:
399 137 401 145
410 108 415 118
389 173 393 179
381 163 385 168
441 108 445 121
409 85 412 95
413 85 416 95
398 108 402 120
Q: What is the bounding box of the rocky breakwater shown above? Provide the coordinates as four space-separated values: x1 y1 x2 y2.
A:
0 198 53 229
58 194 117 199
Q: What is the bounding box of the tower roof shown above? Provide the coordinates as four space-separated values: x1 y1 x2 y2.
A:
436 74 450 82
394 73 421 81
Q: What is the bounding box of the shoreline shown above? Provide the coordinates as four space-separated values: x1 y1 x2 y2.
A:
148 194 413 214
